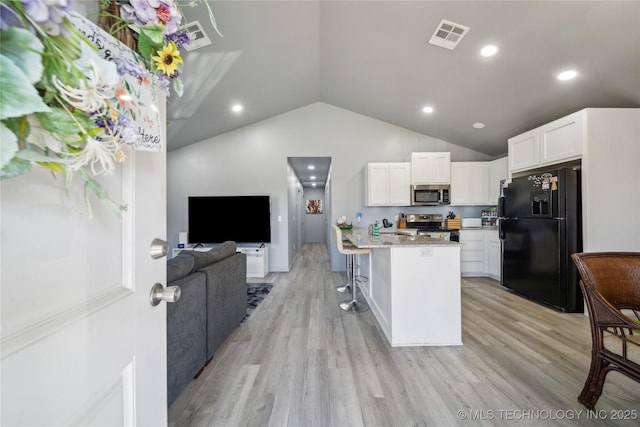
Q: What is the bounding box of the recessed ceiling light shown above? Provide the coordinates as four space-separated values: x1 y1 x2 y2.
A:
311 183 317 188
473 122 485 129
422 106 434 114
310 175 316 180
557 70 578 81
480 45 498 57
231 104 243 113
307 164 315 170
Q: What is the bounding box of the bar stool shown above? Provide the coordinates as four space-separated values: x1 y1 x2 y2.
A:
336 252 352 293
331 225 371 313
331 224 354 293
337 247 368 293
336 237 356 293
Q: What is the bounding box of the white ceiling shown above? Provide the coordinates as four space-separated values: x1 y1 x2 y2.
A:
167 0 640 184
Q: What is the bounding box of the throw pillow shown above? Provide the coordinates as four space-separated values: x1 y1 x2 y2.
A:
167 252 195 282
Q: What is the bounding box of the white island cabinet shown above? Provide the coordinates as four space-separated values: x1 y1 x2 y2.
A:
344 230 462 347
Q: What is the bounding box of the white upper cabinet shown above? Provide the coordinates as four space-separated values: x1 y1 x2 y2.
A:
411 152 451 185
488 157 508 203
450 162 489 205
366 162 411 206
450 157 507 205
539 111 584 165
508 110 584 174
508 128 539 172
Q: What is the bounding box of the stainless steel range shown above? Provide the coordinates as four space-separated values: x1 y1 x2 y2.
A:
405 213 460 242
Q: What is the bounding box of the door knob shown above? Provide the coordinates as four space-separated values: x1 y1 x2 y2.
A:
149 282 181 306
149 238 169 259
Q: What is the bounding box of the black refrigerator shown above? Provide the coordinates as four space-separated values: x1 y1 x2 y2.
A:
498 164 583 312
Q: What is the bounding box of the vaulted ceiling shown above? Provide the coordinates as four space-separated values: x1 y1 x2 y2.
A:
167 1 640 157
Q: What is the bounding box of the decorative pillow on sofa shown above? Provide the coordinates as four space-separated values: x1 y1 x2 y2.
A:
167 252 195 283
192 241 237 270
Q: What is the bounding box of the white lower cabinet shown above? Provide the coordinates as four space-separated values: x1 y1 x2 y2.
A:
459 229 501 280
459 229 485 275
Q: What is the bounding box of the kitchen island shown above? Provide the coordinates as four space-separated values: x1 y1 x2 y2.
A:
343 228 462 347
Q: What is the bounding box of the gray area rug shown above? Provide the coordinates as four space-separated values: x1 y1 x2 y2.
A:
241 283 273 324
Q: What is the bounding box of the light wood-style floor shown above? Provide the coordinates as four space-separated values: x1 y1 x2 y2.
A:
169 243 639 426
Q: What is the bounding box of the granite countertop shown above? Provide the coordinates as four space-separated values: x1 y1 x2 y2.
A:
342 227 461 248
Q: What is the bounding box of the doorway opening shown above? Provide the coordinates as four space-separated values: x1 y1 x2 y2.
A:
287 157 332 261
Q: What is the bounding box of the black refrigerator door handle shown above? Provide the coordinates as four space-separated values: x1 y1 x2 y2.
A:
499 218 518 240
498 196 505 218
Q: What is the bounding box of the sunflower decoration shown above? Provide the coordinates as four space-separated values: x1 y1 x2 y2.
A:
152 41 183 77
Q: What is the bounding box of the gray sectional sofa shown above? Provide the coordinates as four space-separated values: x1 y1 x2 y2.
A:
166 241 247 406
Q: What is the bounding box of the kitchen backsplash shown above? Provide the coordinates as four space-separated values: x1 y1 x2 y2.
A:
354 205 496 228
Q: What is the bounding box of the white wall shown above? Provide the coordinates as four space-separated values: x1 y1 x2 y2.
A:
302 187 327 243
167 102 492 271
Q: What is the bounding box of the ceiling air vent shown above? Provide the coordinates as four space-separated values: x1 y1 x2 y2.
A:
428 19 470 50
179 20 212 51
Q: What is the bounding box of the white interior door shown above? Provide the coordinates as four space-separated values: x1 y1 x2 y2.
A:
1 103 168 425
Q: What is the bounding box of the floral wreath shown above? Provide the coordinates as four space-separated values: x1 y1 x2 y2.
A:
99 0 222 97
0 0 220 214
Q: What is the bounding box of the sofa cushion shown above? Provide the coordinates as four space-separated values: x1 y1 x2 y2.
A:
167 252 195 283
199 253 247 360
167 271 207 406
192 241 237 271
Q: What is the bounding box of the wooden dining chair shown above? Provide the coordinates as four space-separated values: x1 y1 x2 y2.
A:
570 252 640 409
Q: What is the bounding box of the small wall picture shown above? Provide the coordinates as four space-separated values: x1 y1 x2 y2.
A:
306 199 323 214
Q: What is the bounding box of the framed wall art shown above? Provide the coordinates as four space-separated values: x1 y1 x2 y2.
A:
306 199 323 214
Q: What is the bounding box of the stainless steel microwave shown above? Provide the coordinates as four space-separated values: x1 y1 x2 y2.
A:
411 184 450 205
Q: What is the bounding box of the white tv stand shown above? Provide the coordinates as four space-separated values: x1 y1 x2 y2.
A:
237 246 269 278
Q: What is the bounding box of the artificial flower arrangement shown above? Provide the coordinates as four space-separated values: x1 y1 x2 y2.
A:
99 0 195 97
0 0 219 213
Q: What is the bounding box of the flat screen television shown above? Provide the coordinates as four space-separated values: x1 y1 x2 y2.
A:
188 196 271 244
